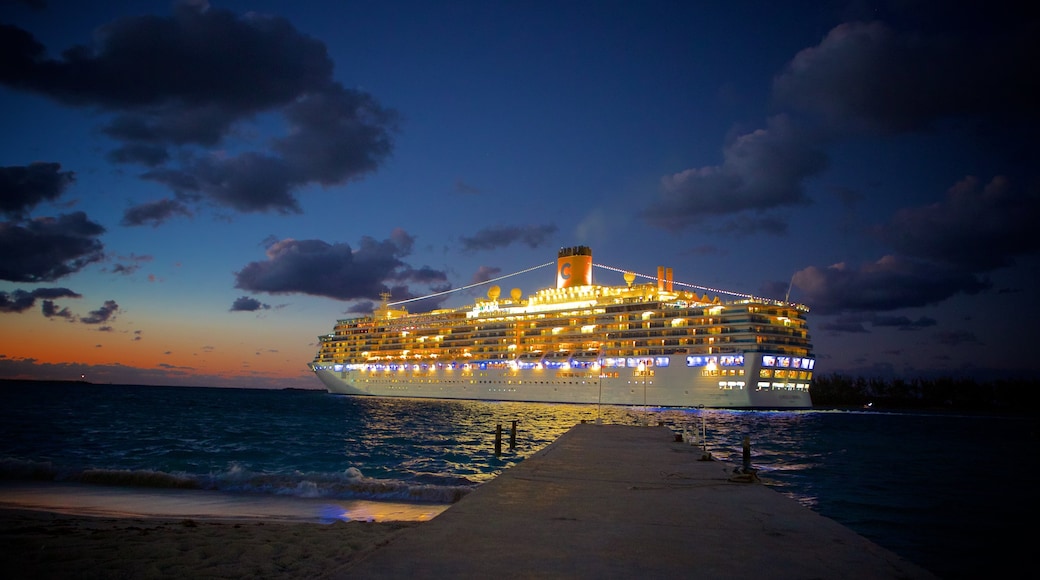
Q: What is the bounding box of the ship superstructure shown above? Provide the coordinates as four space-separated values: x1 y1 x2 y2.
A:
309 246 814 408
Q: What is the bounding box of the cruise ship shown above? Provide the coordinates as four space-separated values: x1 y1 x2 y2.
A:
309 247 814 408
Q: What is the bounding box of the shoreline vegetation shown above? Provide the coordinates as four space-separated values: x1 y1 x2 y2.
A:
809 373 1040 413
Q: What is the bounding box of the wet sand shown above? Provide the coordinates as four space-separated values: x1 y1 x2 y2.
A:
0 482 443 579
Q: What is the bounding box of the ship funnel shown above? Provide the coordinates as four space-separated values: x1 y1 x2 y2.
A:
557 246 593 289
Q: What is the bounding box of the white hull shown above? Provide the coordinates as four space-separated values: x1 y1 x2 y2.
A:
311 352 811 409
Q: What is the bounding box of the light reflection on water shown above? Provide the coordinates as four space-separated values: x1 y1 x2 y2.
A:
4 383 1034 578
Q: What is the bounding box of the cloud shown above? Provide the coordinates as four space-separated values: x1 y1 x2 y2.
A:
1 5 331 122
645 9 1038 234
109 253 154 275
272 84 396 186
791 255 988 316
0 3 397 223
453 179 482 195
871 315 937 331
0 287 81 313
643 116 825 231
230 296 270 312
470 265 502 285
107 144 170 167
459 224 558 251
41 299 73 319
934 330 981 347
0 212 105 282
792 174 1038 317
141 153 301 214
874 176 1040 271
234 229 449 302
120 198 193 227
79 300 119 324
0 162 75 218
773 18 1040 135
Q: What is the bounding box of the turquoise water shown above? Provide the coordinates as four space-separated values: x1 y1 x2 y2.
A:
1 381 1034 578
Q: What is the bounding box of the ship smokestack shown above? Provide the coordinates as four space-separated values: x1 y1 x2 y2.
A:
666 267 673 292
657 266 664 291
557 246 593 289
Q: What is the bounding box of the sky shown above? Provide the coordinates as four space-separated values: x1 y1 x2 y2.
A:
1 0 1038 389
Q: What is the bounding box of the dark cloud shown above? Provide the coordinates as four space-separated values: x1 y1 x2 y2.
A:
470 265 502 285
874 176 1040 271
454 179 482 195
79 299 118 324
646 9 1038 234
0 212 105 282
791 174 1040 317
142 153 300 214
12 0 47 11
106 144 170 167
773 18 1040 135
935 330 981 346
230 296 270 312
818 315 871 334
460 224 558 251
0 162 75 218
0 3 396 220
234 229 448 301
818 312 936 335
643 116 825 231
791 255 988 316
41 299 73 319
1 5 331 118
347 300 376 315
0 287 80 313
871 315 937 330
109 253 153 275
272 85 397 186
120 198 192 227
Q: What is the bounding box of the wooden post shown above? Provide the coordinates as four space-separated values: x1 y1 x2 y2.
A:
742 435 751 472
510 420 517 450
495 423 502 456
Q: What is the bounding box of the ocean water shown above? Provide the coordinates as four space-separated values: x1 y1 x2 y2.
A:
0 381 1034 579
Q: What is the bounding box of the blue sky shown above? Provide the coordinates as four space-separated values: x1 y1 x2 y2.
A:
2 0 1037 388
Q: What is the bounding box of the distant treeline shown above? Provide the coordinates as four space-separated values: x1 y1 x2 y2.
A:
810 373 1040 413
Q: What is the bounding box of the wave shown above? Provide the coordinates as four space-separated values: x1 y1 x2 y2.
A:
0 458 473 504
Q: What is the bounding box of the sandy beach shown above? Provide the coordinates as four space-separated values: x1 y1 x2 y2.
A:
0 507 419 579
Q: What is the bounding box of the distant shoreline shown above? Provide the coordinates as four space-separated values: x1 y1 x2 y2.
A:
0 378 325 391
3 376 1036 415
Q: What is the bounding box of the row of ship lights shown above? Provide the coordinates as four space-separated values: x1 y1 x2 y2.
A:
333 356 683 374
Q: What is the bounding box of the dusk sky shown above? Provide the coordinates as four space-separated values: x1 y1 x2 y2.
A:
2 0 1037 389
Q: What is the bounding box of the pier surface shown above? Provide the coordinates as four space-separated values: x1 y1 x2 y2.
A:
336 423 936 579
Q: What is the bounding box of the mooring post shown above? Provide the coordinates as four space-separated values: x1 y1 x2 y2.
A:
742 434 751 472
509 420 517 450
699 405 707 453
495 423 502 456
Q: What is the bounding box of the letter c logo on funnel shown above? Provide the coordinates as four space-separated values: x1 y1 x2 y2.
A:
560 262 571 280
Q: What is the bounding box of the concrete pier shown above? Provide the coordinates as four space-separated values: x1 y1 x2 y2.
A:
335 423 936 579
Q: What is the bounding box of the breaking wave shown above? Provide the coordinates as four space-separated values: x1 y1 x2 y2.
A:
0 458 473 504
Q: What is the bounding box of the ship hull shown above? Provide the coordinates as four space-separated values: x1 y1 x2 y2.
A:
311 352 812 409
